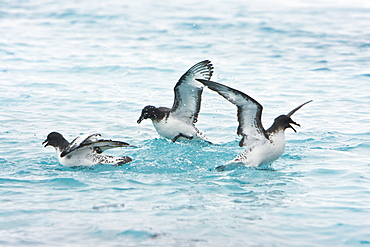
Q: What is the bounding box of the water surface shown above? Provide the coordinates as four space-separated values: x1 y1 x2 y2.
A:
1 0 370 246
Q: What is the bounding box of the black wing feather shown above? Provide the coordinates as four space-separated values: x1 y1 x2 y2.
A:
197 79 268 145
61 134 133 157
171 60 213 123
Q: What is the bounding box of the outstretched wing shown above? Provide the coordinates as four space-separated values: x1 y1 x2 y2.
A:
197 79 268 146
61 134 133 157
171 60 213 123
287 100 313 117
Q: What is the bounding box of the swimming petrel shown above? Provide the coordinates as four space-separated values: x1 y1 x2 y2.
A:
43 132 135 167
137 60 213 142
197 79 312 170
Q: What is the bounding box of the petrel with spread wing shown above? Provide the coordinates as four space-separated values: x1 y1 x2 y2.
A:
43 132 135 167
137 60 213 142
197 79 312 171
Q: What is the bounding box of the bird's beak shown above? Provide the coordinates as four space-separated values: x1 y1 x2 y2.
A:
137 115 144 124
289 120 300 133
42 140 49 147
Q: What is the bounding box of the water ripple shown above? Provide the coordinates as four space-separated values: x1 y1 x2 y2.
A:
1 0 370 246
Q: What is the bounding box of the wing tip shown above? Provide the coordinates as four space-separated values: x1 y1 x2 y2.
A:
189 60 214 81
287 100 313 117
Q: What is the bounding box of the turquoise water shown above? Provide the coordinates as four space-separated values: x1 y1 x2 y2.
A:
1 0 370 245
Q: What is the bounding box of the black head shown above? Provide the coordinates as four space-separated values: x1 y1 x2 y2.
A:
273 115 300 132
267 100 311 134
42 132 69 149
137 105 159 123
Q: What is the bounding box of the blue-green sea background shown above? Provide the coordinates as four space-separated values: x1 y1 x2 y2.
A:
1 0 370 246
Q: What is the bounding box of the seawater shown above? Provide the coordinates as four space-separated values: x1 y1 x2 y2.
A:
1 0 370 246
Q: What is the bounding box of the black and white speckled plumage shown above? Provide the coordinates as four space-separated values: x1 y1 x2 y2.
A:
197 79 312 170
137 60 213 142
43 132 134 167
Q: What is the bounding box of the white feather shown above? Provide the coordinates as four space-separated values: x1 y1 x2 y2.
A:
231 130 286 167
152 116 205 141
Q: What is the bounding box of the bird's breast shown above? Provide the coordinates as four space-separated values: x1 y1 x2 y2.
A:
152 116 197 140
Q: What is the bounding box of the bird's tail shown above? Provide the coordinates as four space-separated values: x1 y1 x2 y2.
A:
91 154 132 166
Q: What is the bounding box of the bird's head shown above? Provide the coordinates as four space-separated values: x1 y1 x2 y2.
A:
273 115 300 132
267 100 312 134
137 105 158 123
42 132 67 148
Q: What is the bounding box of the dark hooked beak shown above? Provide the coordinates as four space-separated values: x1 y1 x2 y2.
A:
137 115 144 124
289 120 300 133
42 140 49 147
